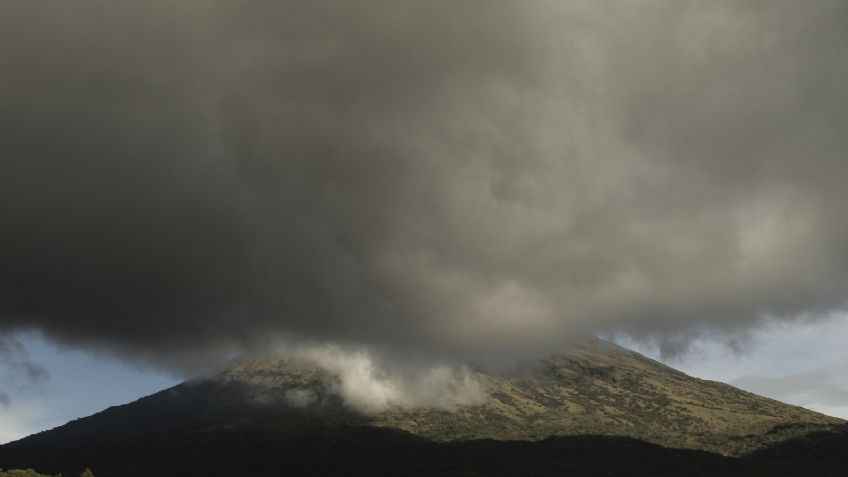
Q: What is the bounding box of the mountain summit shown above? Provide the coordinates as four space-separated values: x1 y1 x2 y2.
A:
220 337 841 455
0 338 843 476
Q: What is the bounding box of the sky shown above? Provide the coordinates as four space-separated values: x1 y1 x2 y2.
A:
2 0 848 443
614 312 848 421
0 331 177 444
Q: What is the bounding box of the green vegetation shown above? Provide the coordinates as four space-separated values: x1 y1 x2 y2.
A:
0 470 55 477
0 468 93 477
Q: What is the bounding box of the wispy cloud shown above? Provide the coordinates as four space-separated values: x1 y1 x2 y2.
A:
0 336 49 408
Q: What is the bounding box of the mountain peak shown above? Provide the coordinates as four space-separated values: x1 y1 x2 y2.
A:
2 338 844 475
199 338 842 456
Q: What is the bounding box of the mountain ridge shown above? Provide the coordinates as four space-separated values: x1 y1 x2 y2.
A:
1 338 844 476
215 337 841 455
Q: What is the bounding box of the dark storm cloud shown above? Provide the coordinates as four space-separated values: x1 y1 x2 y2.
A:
1 0 848 372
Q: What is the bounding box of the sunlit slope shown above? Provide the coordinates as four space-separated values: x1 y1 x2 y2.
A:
221 338 842 455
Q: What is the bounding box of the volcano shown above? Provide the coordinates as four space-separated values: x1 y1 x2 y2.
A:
1 338 844 476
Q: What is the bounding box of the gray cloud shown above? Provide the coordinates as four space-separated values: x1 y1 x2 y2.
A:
0 338 48 383
1 1 848 373
0 337 49 407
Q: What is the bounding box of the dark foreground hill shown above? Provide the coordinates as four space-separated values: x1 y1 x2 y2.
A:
1 338 845 476
3 419 848 476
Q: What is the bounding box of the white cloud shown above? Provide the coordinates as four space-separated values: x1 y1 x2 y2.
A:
278 344 486 413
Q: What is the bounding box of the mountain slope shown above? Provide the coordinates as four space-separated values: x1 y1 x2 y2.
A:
215 337 841 455
371 338 841 454
0 338 843 476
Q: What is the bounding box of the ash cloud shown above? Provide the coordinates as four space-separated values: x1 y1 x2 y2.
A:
2 1 848 374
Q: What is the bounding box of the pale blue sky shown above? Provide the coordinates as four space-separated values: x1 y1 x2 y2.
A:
0 332 178 444
614 312 848 421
